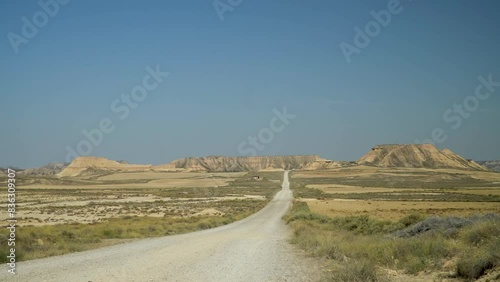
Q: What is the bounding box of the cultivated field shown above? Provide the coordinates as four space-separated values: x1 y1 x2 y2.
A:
291 166 500 220
287 166 500 281
0 171 283 261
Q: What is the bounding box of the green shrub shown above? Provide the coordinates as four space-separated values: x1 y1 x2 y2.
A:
456 237 500 280
398 212 426 227
456 249 496 279
323 260 381 282
331 215 394 235
460 219 500 246
197 221 211 230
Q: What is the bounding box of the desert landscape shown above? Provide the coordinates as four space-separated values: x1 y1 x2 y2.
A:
3 2 499 281
1 144 499 281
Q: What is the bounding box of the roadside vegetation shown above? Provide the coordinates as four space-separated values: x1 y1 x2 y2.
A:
287 169 500 281
284 201 500 281
0 210 261 262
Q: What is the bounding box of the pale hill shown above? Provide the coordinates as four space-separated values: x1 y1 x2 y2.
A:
358 144 489 171
20 162 69 176
58 157 152 177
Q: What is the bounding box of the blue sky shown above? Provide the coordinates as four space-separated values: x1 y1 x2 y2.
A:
1 0 499 168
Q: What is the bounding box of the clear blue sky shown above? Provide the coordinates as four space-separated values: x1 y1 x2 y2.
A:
1 0 499 168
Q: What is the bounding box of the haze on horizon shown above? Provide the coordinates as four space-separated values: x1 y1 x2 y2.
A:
1 0 499 168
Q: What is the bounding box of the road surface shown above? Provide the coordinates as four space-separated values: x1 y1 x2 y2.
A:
3 171 319 281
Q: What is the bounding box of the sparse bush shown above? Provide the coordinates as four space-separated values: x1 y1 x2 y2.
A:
61 230 75 239
460 218 500 246
197 221 211 230
323 260 381 282
398 212 425 227
456 219 500 279
456 247 498 280
331 215 394 235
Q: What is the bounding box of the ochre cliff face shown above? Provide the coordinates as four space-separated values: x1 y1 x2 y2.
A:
168 155 323 172
57 145 491 177
58 155 333 176
358 144 489 171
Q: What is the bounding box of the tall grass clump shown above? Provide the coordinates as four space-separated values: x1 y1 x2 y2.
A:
456 219 500 279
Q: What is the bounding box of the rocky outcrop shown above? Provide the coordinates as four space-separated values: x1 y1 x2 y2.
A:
358 144 489 171
162 155 325 172
58 155 345 176
57 145 492 177
476 161 500 172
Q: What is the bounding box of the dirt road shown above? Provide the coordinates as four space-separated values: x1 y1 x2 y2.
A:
3 171 319 281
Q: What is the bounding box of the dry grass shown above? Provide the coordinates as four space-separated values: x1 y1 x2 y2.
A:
285 201 500 282
305 199 500 221
287 167 500 281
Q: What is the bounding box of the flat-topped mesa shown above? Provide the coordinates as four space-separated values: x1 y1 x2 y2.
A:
58 157 152 177
58 155 343 176
166 155 326 172
358 144 489 171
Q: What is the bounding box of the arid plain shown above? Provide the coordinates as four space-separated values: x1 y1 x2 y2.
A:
1 144 499 281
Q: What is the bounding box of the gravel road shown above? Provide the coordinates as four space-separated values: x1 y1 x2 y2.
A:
3 171 319 282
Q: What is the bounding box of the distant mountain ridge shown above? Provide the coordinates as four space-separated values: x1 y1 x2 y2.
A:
0 167 24 175
476 161 500 172
19 162 69 176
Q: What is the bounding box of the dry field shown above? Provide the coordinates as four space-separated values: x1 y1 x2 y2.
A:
1 171 278 227
18 171 247 190
0 171 283 261
304 199 500 221
291 166 500 220
287 166 500 281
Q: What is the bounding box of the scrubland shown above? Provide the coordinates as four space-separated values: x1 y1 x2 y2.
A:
287 167 500 281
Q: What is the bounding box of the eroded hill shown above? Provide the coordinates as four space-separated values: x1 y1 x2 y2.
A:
57 155 342 177
358 144 488 171
52 144 491 177
58 157 153 177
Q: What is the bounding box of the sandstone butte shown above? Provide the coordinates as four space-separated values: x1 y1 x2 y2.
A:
56 144 490 177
